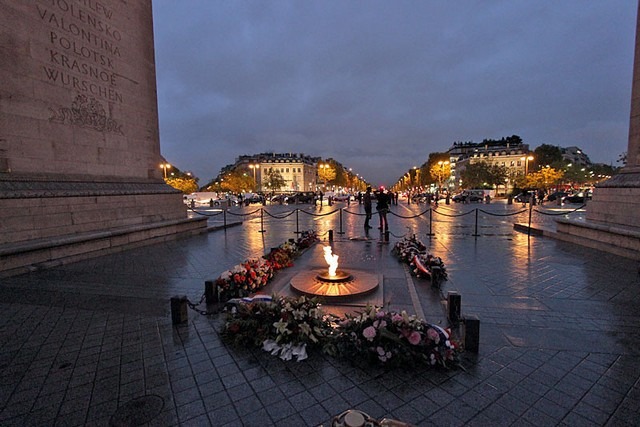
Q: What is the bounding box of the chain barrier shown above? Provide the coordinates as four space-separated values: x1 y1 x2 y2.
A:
226 208 263 217
191 202 585 238
342 208 367 216
388 208 431 219
186 206 225 217
263 209 297 219
430 209 475 218
184 293 225 316
478 208 528 217
387 229 410 239
533 204 586 216
298 208 341 217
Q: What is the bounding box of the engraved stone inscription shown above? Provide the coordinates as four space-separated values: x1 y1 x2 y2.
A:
37 0 124 106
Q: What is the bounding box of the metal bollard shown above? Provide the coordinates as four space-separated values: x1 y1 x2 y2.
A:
447 291 461 325
171 295 188 325
464 316 480 352
204 280 217 304
384 230 390 242
328 229 334 242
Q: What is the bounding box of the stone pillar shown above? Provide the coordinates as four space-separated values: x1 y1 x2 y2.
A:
628 2 640 171
585 1 640 228
556 1 640 260
0 1 206 276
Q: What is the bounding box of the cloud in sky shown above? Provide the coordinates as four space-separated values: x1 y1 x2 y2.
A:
152 1 636 185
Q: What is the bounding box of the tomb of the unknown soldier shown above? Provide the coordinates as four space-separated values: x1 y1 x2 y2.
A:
0 1 639 426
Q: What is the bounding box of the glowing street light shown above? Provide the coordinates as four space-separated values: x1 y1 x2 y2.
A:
249 163 260 190
160 163 171 179
437 160 450 190
520 155 534 175
318 163 330 190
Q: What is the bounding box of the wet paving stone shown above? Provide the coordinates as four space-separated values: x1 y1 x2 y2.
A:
0 202 639 425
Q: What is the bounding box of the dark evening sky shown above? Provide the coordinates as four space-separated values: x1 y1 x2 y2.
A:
153 1 636 186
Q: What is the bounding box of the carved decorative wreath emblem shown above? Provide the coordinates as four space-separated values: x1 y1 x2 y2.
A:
49 94 123 135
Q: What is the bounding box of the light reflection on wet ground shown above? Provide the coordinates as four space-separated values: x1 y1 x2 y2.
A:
1 199 638 426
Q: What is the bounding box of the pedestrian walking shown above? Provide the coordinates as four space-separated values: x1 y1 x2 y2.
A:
363 186 373 230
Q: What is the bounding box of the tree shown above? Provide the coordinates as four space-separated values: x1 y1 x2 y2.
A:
165 176 198 194
480 135 523 146
424 153 449 187
487 163 508 187
429 161 451 190
460 162 491 189
161 164 199 194
264 168 287 193
317 163 337 189
460 161 506 189
335 165 354 188
524 167 564 190
562 164 591 186
533 144 563 169
216 169 254 194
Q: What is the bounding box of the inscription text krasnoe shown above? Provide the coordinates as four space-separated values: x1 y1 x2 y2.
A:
37 0 124 105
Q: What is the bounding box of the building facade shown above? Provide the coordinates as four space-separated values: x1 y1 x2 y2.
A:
447 138 531 193
236 153 319 193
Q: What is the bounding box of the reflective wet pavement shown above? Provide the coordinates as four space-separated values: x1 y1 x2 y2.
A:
0 200 638 426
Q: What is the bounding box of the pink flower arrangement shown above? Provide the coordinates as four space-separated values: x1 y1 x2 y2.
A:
363 326 377 341
214 231 318 300
332 304 459 368
223 296 460 369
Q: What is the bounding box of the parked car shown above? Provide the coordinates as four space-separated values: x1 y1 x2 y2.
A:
332 193 352 202
289 192 316 204
563 192 587 204
411 192 431 203
513 191 535 203
546 191 568 202
243 193 264 205
211 195 238 206
270 194 290 204
452 190 484 203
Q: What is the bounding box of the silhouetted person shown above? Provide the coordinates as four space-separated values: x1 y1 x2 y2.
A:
363 186 372 229
376 187 390 231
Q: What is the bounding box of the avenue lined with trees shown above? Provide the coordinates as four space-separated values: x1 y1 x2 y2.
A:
161 137 622 202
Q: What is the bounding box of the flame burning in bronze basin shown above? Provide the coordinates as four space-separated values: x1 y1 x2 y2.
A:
290 246 378 298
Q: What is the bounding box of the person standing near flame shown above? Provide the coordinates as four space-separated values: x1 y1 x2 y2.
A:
376 187 390 232
363 186 373 230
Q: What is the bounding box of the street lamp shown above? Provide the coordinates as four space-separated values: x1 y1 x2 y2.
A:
249 164 260 191
160 163 171 179
319 163 329 190
437 160 450 191
520 155 534 175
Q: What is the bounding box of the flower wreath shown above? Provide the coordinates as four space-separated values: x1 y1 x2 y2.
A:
214 230 318 300
392 234 447 283
222 296 460 367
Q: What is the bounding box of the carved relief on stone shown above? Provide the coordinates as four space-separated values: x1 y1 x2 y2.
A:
49 94 124 135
